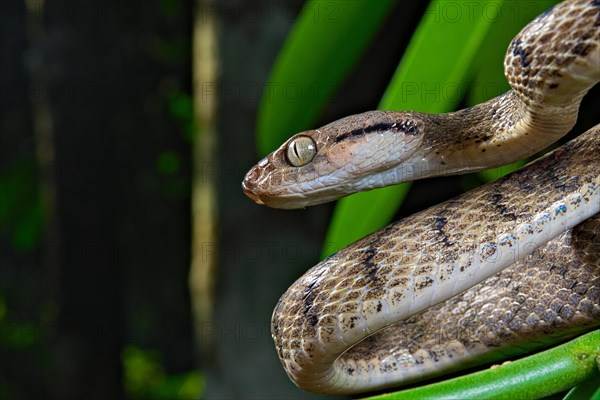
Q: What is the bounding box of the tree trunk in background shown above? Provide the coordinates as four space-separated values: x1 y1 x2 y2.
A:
190 0 219 362
41 2 124 398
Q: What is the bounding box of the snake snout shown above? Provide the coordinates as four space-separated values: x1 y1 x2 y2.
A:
242 167 265 205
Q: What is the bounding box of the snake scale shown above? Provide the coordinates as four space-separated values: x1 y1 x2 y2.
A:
243 0 600 394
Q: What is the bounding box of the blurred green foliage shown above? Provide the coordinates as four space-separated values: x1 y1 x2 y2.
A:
0 0 196 397
168 91 195 141
0 297 6 321
0 158 43 251
122 345 204 400
157 151 182 176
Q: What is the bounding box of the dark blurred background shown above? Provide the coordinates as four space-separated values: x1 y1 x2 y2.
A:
0 0 597 399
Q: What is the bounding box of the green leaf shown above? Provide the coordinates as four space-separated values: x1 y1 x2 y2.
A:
256 0 395 156
468 0 557 182
0 159 43 251
323 0 514 257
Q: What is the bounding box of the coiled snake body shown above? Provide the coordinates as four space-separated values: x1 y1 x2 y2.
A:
243 0 600 394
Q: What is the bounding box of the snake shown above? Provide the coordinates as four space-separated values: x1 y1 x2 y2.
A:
242 0 600 395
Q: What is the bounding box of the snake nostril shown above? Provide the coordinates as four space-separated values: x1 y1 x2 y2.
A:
242 168 264 205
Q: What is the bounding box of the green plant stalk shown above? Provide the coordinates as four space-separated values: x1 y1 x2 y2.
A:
364 330 600 400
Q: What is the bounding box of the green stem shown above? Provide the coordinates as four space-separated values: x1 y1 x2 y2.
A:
365 330 600 400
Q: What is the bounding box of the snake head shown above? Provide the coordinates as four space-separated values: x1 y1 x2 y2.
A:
242 110 426 209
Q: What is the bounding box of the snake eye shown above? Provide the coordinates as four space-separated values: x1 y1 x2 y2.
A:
286 135 317 167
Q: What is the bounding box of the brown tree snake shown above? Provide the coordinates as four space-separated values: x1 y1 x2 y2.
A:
242 0 599 394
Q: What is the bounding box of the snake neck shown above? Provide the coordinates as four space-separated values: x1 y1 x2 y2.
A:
405 90 585 179
401 0 600 180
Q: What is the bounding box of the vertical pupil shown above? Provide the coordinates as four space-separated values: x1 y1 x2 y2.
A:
293 142 300 159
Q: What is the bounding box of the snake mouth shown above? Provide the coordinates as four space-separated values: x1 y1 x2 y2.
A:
242 178 265 205
242 166 268 205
